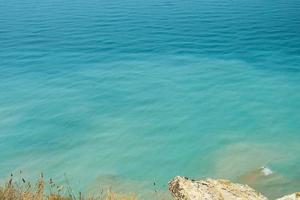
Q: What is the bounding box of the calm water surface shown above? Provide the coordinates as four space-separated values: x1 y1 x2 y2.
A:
1 0 300 198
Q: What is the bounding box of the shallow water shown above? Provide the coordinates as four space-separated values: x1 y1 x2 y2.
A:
1 0 300 198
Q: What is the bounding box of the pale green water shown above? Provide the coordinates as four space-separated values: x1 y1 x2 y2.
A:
1 0 300 198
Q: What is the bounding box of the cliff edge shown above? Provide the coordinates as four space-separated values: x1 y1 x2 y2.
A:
168 176 299 200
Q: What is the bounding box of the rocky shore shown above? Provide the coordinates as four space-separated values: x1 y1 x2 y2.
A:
168 176 300 200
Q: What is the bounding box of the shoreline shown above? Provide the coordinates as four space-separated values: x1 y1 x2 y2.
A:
1 172 299 200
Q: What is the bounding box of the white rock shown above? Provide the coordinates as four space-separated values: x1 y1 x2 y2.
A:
277 193 300 200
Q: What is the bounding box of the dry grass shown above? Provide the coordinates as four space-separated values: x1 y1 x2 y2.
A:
0 172 137 200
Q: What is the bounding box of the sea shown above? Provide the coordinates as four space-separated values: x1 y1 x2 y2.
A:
1 0 300 198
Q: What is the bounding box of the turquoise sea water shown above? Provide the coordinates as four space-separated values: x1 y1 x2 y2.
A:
1 0 300 198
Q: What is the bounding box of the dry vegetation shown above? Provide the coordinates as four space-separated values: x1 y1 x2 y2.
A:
0 172 137 200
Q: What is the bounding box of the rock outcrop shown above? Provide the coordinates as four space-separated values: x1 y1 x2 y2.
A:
168 176 299 200
277 193 300 200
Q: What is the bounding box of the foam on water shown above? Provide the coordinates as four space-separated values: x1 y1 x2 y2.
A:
261 167 273 176
1 0 300 198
